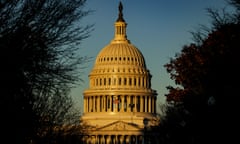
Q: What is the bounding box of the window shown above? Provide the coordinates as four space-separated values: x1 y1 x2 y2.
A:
114 78 116 85
124 78 127 85
108 78 111 85
129 78 132 85
119 78 121 85
104 78 106 85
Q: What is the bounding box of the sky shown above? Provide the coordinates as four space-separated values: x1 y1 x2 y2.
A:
71 0 230 113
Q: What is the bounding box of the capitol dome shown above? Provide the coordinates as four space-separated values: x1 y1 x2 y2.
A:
87 3 152 92
93 2 146 69
81 2 160 143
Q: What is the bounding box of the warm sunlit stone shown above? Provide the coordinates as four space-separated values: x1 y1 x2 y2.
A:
80 2 160 143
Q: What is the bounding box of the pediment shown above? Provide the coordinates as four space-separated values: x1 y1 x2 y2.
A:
96 121 141 131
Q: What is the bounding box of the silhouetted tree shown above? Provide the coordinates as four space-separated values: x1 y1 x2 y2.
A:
0 0 93 143
162 0 240 143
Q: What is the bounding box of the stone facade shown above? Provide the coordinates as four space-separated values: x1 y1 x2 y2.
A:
80 2 160 144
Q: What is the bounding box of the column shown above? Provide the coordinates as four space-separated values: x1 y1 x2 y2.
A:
114 135 118 144
140 96 143 112
136 77 139 88
117 96 120 112
121 95 124 112
82 136 88 144
93 96 95 112
130 135 136 144
119 135 124 144
143 77 145 88
100 135 105 144
105 96 107 112
102 96 105 112
107 96 110 112
110 95 113 112
86 97 89 113
83 97 86 113
91 135 96 144
87 136 91 144
145 96 147 112
106 135 111 144
100 96 102 112
127 96 130 112
152 96 154 113
114 96 117 112
90 96 93 112
126 136 130 144
134 95 137 112
148 96 151 113
95 96 97 112
97 96 100 112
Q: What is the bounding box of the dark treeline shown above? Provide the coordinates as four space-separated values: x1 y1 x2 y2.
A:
1 0 93 144
159 0 240 143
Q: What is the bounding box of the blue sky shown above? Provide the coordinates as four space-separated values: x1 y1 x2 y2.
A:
72 0 230 112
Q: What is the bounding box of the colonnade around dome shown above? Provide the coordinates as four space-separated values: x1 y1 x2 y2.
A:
83 94 156 114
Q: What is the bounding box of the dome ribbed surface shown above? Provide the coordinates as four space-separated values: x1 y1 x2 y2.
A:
94 42 146 68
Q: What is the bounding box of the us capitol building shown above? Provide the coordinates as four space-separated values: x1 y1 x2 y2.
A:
80 2 160 144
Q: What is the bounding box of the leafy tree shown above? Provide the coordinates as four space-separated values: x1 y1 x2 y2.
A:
0 0 93 143
162 0 240 143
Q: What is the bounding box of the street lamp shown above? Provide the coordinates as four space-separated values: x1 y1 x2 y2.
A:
129 103 135 123
143 118 149 144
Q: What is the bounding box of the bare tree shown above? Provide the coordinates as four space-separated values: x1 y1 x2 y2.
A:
0 0 93 143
